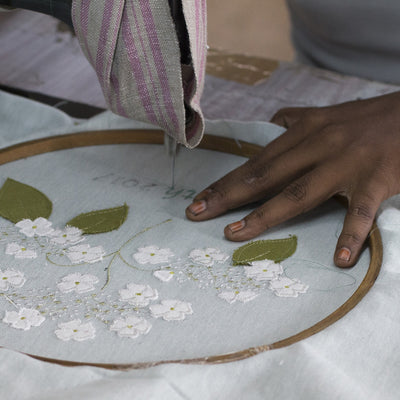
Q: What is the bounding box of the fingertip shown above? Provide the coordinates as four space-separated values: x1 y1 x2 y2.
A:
185 200 207 221
224 218 266 242
334 246 359 268
224 220 246 241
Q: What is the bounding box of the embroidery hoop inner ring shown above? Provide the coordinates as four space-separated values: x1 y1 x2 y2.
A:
0 129 382 370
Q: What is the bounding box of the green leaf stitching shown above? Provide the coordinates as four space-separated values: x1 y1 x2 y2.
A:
0 178 52 223
232 236 297 265
66 204 129 234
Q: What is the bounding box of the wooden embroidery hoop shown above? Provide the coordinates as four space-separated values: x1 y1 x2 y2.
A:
0 129 383 370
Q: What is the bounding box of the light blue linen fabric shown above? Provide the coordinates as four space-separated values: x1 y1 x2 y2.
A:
286 0 400 84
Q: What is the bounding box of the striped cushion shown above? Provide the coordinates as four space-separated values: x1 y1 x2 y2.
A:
72 0 206 148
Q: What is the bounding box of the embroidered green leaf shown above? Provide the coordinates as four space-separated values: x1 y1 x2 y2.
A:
66 204 129 234
232 236 297 265
0 178 52 223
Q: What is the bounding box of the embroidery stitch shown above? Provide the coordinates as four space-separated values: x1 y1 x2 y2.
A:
244 260 284 281
3 307 45 330
66 204 129 234
0 269 26 291
57 273 99 294
66 244 106 264
119 283 159 307
16 218 54 238
269 277 309 298
150 300 193 321
153 269 175 282
218 290 258 304
110 315 152 339
232 236 298 265
5 242 37 259
188 248 229 266
133 246 174 265
0 178 52 223
55 319 96 341
49 227 84 245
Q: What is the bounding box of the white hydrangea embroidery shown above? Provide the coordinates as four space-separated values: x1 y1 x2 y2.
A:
218 290 258 304
133 246 174 264
189 248 229 266
15 217 54 237
3 308 45 330
153 269 175 282
0 269 26 291
5 242 37 259
55 319 95 341
49 226 84 245
57 273 99 294
119 283 158 307
269 277 309 298
150 299 193 321
110 315 152 339
244 260 283 281
66 244 105 264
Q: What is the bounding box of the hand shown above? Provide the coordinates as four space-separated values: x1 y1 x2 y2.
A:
186 91 400 267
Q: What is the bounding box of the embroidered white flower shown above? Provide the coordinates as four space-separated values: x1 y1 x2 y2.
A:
150 299 193 321
5 242 37 259
66 244 105 264
110 315 152 339
15 217 54 237
0 269 26 291
119 283 158 307
189 248 229 266
269 277 309 298
57 273 99 294
218 290 258 304
244 260 283 281
153 269 175 282
133 246 174 265
55 319 95 341
49 226 84 245
3 308 45 330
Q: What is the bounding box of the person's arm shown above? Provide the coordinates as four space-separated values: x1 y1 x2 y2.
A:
186 91 400 267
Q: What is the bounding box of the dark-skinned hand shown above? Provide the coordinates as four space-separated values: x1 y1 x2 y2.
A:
186 91 400 267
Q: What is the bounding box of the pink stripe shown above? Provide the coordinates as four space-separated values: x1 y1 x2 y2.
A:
95 2 114 89
128 0 171 131
80 1 94 65
139 0 180 132
197 1 207 89
121 9 158 125
110 71 128 118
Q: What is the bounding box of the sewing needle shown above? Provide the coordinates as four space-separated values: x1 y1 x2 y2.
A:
164 133 178 189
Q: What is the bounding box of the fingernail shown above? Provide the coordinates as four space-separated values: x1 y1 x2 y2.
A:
228 220 246 233
188 200 207 215
337 247 351 262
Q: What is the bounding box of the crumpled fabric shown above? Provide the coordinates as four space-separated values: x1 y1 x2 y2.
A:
72 0 206 148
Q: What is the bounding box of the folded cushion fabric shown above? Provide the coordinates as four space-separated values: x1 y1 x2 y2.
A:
72 0 207 148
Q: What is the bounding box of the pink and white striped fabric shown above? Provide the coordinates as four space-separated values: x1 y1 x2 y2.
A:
72 0 207 148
